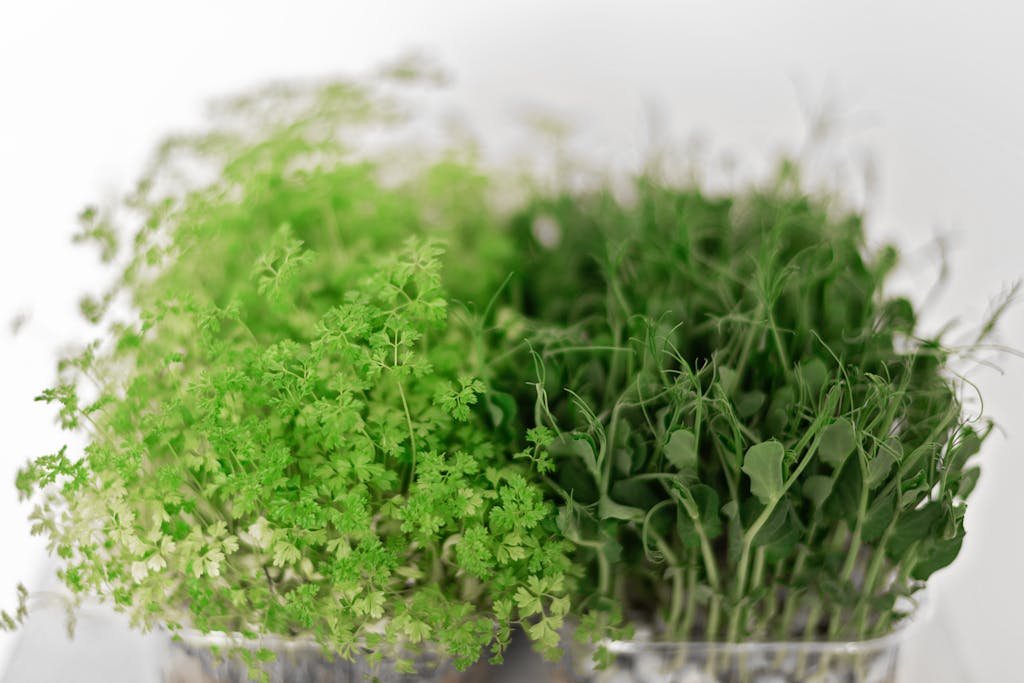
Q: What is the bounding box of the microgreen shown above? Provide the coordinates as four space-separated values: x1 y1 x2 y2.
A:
496 167 1013 645
10 74 570 677
7 66 1014 679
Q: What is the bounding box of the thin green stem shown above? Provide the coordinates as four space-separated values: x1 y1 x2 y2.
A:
396 380 417 491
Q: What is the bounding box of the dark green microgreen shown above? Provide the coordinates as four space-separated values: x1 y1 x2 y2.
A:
492 166 1014 645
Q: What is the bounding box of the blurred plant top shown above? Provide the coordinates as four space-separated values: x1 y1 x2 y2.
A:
7 310 31 336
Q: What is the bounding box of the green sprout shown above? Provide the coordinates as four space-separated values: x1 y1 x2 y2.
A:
12 73 570 677
496 165 1014 646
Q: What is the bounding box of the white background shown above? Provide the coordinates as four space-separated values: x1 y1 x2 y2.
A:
1 1 1021 680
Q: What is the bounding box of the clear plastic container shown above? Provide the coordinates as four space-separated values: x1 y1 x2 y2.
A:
556 633 906 683
161 630 471 683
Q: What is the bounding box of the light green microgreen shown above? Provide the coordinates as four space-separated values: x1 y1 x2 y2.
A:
11 73 570 677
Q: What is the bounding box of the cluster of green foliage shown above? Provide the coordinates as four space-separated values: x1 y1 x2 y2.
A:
494 167 1008 646
12 76 571 674
7 69 1009 679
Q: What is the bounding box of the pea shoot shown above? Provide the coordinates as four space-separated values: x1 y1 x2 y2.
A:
497 167 1013 651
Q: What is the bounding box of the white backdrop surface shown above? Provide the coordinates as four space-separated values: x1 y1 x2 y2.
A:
1 2 1021 680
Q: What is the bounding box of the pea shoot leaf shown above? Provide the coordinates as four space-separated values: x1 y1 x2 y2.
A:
742 441 786 505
